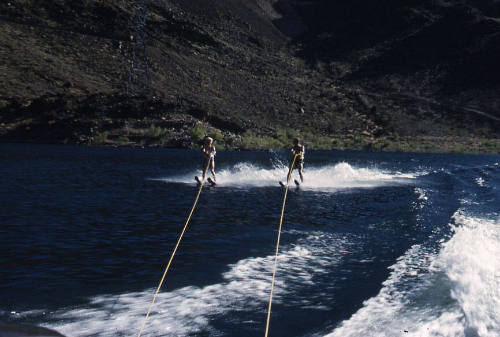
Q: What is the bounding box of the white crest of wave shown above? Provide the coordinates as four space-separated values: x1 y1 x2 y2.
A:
162 162 417 189
324 211 500 337
45 232 349 336
429 212 500 336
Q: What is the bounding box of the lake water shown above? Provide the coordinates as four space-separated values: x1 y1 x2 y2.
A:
1 144 499 337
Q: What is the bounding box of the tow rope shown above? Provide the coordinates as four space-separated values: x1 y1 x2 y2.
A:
137 161 212 337
264 154 298 337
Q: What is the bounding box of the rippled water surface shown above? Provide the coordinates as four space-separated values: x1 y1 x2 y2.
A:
1 144 499 337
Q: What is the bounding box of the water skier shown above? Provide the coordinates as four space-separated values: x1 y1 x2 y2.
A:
198 136 216 185
291 138 305 184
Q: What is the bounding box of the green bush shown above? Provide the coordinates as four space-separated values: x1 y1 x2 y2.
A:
147 124 173 145
209 129 224 143
237 130 283 150
343 135 365 150
308 136 332 150
274 127 298 145
481 139 500 153
147 124 170 138
190 124 207 142
117 136 130 143
449 144 471 153
94 131 108 144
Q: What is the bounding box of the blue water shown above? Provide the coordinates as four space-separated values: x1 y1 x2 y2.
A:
1 144 499 337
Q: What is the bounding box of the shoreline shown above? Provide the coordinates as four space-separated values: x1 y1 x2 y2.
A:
2 135 500 155
1 95 499 155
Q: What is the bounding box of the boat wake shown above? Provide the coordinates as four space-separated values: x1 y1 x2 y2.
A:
39 232 353 336
158 162 419 190
324 210 500 337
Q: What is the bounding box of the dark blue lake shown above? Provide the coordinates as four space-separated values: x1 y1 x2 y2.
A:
1 144 499 336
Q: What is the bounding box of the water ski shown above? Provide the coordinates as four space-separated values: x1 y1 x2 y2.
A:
294 179 300 186
279 181 286 188
195 176 202 184
207 177 217 186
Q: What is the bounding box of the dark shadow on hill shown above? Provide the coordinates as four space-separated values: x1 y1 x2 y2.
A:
441 26 500 93
344 6 500 90
287 0 500 94
290 0 435 64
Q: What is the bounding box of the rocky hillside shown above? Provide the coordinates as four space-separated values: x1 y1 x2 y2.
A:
1 0 499 152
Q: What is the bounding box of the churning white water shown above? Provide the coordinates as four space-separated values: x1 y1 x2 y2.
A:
43 232 354 336
160 161 418 190
324 211 500 337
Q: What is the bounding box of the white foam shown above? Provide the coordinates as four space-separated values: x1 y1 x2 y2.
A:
159 162 418 190
43 232 351 336
413 187 429 214
415 187 428 201
324 211 500 337
475 177 485 187
430 212 500 336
